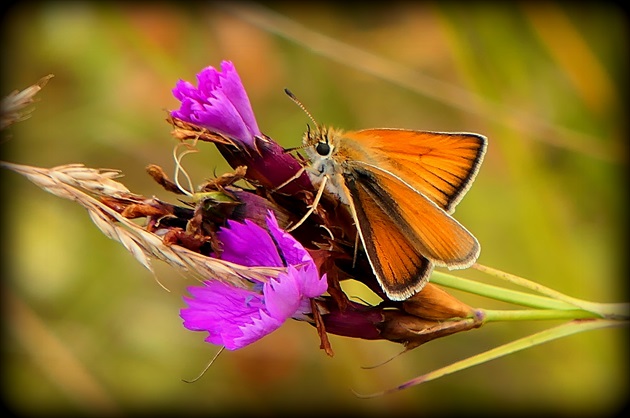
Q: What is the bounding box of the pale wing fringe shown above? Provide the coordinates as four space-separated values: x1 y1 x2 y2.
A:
1 161 282 287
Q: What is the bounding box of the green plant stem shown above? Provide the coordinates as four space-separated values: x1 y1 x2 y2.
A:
431 271 576 310
355 318 627 398
432 270 630 320
472 263 630 318
482 308 599 322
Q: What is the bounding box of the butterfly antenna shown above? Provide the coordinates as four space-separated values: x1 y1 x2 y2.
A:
284 88 319 128
283 89 322 153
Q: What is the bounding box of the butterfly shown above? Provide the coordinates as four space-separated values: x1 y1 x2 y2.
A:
287 90 486 301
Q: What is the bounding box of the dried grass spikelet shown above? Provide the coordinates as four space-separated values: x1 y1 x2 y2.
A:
1 75 54 130
1 161 282 288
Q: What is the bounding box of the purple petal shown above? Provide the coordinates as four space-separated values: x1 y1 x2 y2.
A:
171 61 260 147
265 212 328 298
263 269 301 320
181 280 287 351
216 219 283 268
265 210 309 266
214 61 260 137
172 62 313 195
232 310 283 349
180 211 328 350
298 265 328 299
181 281 265 350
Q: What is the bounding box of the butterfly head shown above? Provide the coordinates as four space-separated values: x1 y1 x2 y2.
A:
304 124 336 157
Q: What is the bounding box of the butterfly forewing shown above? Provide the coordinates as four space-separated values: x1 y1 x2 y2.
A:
339 129 487 213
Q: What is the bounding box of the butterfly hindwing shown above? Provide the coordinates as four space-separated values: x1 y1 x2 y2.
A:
346 161 480 269
342 172 434 300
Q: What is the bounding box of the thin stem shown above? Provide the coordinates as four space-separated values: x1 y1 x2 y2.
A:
482 309 599 322
431 271 577 311
354 319 627 398
473 263 630 319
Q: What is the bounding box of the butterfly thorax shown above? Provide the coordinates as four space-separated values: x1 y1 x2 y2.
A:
302 125 349 204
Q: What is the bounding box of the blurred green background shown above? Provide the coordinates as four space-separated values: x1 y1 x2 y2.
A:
2 2 627 416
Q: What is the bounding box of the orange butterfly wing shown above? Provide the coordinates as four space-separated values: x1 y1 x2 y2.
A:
338 129 486 213
346 162 480 267
343 162 480 300
341 173 434 300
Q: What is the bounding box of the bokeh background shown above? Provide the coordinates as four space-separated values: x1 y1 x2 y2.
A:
2 2 627 416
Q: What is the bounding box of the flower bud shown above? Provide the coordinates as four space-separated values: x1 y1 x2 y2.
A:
402 283 475 320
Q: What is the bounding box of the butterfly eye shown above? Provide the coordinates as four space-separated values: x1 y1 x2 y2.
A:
316 142 331 156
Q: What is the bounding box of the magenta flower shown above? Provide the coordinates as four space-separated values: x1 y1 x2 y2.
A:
180 212 327 350
170 61 312 194
171 61 261 147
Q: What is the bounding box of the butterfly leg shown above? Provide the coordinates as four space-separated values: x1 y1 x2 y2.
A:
270 166 306 193
286 175 328 232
